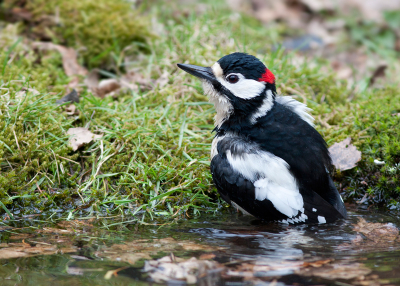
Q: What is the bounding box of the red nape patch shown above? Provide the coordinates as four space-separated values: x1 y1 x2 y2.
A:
258 69 275 84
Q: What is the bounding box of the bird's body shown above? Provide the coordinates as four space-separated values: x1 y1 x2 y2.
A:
178 53 347 224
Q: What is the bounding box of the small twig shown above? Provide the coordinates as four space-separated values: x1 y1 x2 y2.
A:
55 154 80 165
13 130 20 150
36 182 43 193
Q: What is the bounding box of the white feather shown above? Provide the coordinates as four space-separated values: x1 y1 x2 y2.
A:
276 96 314 126
254 179 303 218
225 148 304 218
318 216 326 224
250 90 274 124
203 81 233 128
211 135 224 159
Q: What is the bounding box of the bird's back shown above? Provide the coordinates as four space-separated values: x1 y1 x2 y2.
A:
213 100 347 222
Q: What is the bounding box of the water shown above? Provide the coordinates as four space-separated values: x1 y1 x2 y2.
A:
1 206 400 285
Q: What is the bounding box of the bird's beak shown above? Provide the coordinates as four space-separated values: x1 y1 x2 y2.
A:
177 63 216 82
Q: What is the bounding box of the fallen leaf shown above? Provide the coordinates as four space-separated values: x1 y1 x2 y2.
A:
97 78 121 98
338 218 400 251
84 69 100 92
56 89 80 104
0 242 76 260
84 70 121 98
329 137 362 171
120 70 153 91
353 217 399 242
65 104 78 116
32 42 88 77
67 127 103 151
144 254 222 284
0 248 29 259
298 262 371 280
95 237 224 267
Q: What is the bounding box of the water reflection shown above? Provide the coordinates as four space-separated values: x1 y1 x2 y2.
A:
0 208 400 285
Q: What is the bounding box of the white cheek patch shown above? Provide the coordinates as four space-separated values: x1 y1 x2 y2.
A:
226 148 304 219
212 62 266 100
218 75 266 99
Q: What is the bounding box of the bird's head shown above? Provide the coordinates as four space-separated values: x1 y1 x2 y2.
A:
178 53 276 127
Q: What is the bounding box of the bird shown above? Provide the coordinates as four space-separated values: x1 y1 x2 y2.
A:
177 53 347 224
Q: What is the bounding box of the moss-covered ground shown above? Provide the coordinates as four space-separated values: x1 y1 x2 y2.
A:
0 0 399 222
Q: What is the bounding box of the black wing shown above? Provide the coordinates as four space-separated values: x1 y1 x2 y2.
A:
248 102 346 218
211 149 345 223
211 151 289 222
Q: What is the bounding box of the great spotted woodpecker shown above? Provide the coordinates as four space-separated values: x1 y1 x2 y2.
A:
177 53 347 224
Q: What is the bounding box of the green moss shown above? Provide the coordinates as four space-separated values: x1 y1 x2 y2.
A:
2 0 152 68
0 0 400 220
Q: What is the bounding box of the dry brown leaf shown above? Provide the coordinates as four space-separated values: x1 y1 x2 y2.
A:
97 79 121 98
0 243 77 260
0 248 30 259
84 69 100 92
329 137 361 171
65 104 78 116
67 127 103 151
353 217 399 242
120 70 153 91
84 70 122 98
298 262 371 280
95 237 224 268
144 254 222 284
32 42 87 77
338 218 400 251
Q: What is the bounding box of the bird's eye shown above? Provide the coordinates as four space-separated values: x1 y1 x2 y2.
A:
226 74 239 84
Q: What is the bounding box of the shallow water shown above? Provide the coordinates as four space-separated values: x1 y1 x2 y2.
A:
1 206 400 285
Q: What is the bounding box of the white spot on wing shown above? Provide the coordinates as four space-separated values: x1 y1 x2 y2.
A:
318 216 326 224
254 178 303 218
226 147 303 218
276 96 314 126
312 208 317 212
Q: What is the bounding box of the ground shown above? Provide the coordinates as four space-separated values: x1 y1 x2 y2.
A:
0 0 399 222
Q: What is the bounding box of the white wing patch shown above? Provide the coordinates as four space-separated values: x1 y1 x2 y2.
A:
254 179 303 218
276 96 314 127
226 148 304 220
